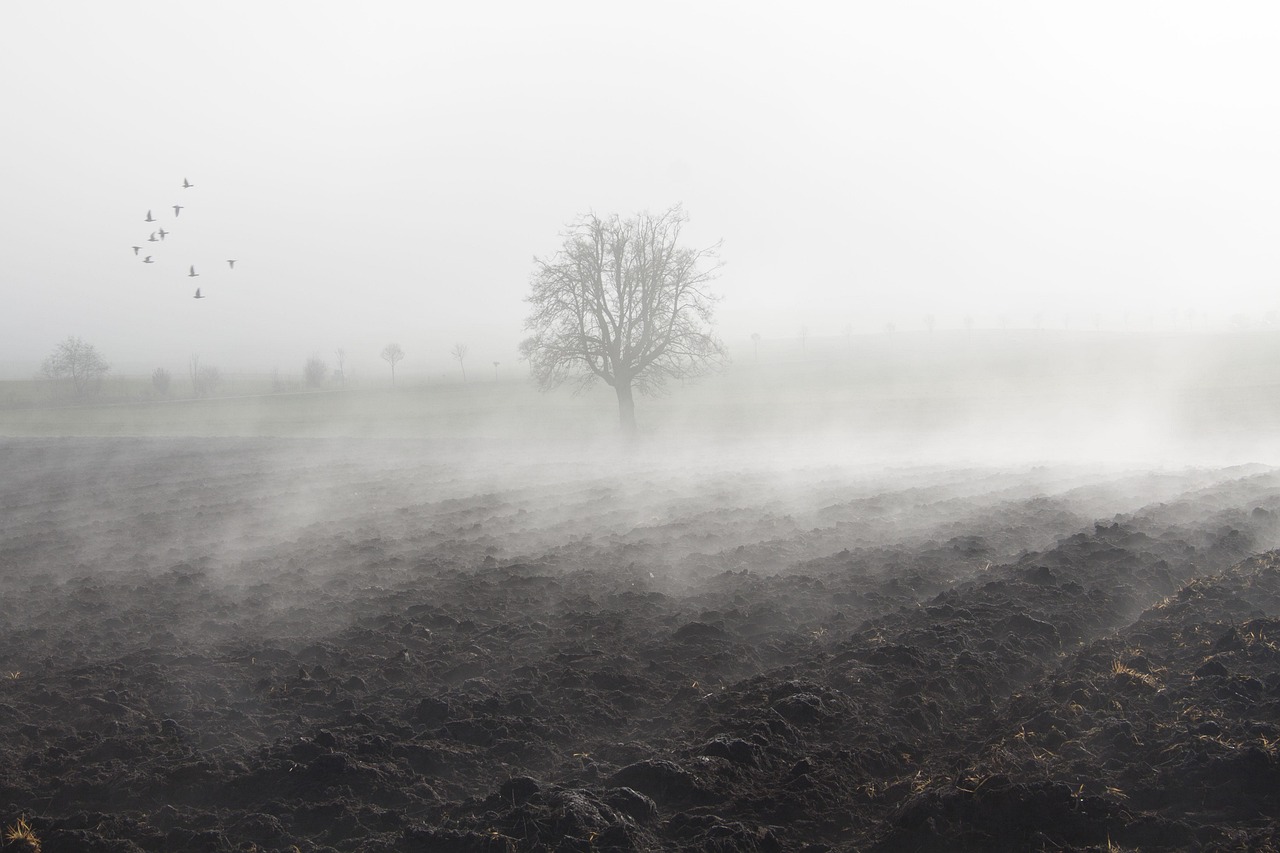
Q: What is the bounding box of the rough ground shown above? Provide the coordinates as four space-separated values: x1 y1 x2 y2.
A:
3 437 1280 852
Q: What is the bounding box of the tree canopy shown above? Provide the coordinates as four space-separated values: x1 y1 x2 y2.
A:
522 205 723 434
41 336 109 398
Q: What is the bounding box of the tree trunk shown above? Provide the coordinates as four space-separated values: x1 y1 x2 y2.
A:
614 382 637 437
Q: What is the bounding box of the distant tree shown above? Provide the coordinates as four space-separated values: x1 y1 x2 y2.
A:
199 364 222 396
334 348 346 387
152 367 171 397
451 343 469 382
798 326 809 353
523 205 724 435
304 356 328 389
188 354 222 398
381 343 404 386
492 361 500 380
41 336 109 398
188 354 201 397
751 332 761 364
924 314 936 333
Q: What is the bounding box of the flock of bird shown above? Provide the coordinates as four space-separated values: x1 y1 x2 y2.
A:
133 178 237 299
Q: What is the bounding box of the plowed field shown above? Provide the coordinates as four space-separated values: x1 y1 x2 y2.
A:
4 437 1280 851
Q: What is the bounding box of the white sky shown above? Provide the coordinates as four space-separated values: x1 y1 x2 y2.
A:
3 2 1279 378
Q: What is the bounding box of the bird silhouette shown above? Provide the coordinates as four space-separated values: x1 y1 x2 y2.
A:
194 288 204 299
148 232 158 242
158 228 169 240
173 205 184 217
131 246 141 255
182 178 194 188
145 210 155 222
188 265 199 277
227 260 236 269
143 256 154 264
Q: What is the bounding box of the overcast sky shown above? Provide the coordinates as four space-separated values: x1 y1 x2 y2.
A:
3 2 1278 378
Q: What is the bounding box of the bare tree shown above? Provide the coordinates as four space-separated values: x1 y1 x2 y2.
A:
152 367 171 397
188 354 201 397
334 348 346 387
451 343 469 383
189 355 221 398
41 336 109 398
523 205 724 435
304 355 328 389
751 332 761 364
381 343 404 387
492 360 500 380
200 364 222 397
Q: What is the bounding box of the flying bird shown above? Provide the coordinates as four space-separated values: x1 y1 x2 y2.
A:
145 210 155 222
182 178 194 188
148 232 158 242
143 256 154 264
194 288 204 299
158 228 169 240
131 246 141 255
173 205 184 217
227 260 236 269
188 265 199 277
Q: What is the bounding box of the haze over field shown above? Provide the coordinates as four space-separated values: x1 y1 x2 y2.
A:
4 2 1280 383
12 9 1280 847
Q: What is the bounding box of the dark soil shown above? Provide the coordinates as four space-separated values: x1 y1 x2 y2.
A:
4 437 1280 851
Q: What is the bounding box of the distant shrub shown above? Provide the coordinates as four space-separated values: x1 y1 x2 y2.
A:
191 364 221 398
152 367 172 396
304 356 328 389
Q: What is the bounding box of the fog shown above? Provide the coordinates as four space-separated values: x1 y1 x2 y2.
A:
4 3 1280 379
8 5 1280 833
5 2 1280 655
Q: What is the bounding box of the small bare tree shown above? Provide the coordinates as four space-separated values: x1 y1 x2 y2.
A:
304 356 328 389
381 343 404 387
334 348 346 387
523 204 724 435
451 343 469 383
188 354 201 397
189 355 222 398
152 367 171 397
199 364 222 397
492 360 500 380
42 336 109 398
